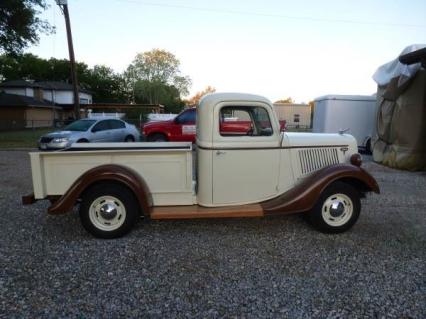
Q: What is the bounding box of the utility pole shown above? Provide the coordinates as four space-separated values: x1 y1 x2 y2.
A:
56 0 80 119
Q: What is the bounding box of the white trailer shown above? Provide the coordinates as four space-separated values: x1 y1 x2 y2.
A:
313 95 377 153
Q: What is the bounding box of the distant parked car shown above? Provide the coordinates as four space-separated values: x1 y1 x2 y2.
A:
38 118 140 150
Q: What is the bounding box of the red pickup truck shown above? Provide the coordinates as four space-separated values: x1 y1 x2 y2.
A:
143 108 285 142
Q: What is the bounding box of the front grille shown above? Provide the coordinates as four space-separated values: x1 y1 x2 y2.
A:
40 137 53 143
298 148 339 175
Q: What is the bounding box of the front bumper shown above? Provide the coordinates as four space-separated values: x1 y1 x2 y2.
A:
38 141 71 150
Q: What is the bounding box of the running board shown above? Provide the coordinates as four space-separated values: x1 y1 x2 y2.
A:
150 204 264 219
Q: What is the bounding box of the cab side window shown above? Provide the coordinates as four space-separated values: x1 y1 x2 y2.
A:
219 106 273 137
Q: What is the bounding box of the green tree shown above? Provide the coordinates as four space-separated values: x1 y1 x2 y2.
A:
133 80 184 113
274 97 294 104
186 85 216 106
0 0 54 55
84 65 126 103
0 54 127 103
0 53 90 82
125 49 191 111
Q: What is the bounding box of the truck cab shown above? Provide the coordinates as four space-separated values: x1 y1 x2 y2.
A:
23 93 379 239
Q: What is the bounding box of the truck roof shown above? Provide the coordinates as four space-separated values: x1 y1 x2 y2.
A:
200 92 271 107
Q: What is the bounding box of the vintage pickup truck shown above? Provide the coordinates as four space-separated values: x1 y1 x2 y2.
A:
23 93 379 238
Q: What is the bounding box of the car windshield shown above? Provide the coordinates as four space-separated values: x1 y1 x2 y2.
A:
64 120 96 131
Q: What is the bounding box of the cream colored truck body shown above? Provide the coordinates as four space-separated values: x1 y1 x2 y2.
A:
29 93 358 208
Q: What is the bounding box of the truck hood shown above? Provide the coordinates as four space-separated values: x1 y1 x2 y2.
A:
285 132 357 149
143 120 173 128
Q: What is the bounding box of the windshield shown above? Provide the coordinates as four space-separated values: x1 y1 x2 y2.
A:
64 120 96 131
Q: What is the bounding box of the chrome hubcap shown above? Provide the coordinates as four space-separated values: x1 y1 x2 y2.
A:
330 201 345 218
89 196 126 231
321 193 353 227
99 203 118 220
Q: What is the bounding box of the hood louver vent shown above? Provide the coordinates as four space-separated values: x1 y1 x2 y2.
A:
298 148 339 175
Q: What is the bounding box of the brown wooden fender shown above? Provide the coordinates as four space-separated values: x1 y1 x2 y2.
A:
261 163 380 215
48 164 152 215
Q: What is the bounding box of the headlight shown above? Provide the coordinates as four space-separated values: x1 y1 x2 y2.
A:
350 153 362 167
52 137 69 143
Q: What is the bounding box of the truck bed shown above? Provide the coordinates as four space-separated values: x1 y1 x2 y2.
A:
30 142 195 206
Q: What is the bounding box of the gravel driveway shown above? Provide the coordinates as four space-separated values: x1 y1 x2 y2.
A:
0 150 425 318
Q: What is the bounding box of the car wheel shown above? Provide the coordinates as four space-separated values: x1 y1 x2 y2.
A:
366 138 372 154
77 139 89 143
79 183 140 239
308 182 361 233
124 135 135 142
147 133 167 142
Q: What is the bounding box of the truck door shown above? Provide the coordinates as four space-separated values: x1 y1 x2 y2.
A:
173 109 196 142
212 104 281 205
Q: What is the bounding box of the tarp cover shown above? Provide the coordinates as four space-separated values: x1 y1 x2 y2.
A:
372 67 426 170
373 44 426 86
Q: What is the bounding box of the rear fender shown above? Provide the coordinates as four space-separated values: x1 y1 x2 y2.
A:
262 164 379 215
48 164 152 216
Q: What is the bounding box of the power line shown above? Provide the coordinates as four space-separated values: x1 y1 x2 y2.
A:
112 0 426 29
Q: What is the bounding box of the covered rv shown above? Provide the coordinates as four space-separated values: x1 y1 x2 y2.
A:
372 45 426 171
313 95 377 152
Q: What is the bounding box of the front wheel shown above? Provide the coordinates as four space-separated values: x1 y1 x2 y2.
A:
79 183 140 238
308 182 361 233
147 133 167 142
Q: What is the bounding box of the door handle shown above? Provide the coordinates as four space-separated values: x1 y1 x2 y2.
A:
216 150 226 155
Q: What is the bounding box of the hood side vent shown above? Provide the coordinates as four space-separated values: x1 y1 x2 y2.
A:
299 148 339 175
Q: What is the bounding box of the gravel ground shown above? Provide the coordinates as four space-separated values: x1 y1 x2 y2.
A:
0 150 425 318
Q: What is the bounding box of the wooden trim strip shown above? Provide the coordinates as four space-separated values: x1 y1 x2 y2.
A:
151 204 264 219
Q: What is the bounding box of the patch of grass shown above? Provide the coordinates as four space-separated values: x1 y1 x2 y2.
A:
0 128 52 148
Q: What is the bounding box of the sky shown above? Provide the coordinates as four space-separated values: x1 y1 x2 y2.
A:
29 0 426 103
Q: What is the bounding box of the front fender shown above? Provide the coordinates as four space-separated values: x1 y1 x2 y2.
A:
48 164 152 215
262 164 379 215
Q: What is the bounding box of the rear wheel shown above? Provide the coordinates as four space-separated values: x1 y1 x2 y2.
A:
147 133 167 142
308 182 361 233
124 135 135 142
79 183 140 239
77 139 89 143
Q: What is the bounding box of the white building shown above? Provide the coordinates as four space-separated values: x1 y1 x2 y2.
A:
273 102 312 128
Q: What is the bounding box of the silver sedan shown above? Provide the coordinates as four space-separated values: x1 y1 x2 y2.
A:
38 118 141 150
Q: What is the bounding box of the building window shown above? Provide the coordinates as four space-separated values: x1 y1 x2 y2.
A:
80 98 89 104
294 114 300 123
